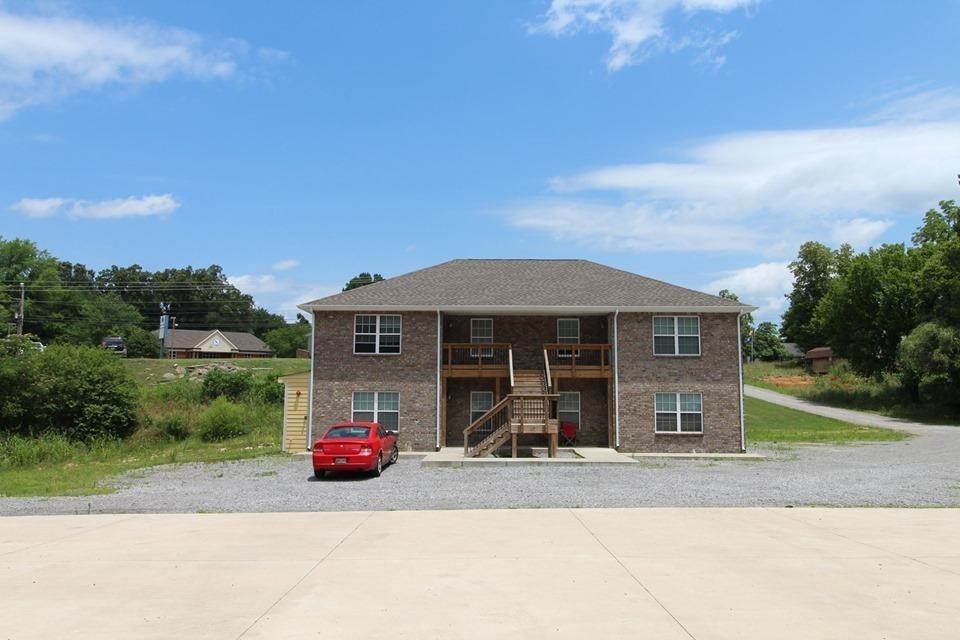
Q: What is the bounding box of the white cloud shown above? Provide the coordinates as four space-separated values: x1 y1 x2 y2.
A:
69 194 180 219
531 0 758 70
229 274 285 295
271 259 300 272
704 261 792 321
508 90 960 254
10 193 180 219
9 197 68 218
830 218 894 250
0 9 242 118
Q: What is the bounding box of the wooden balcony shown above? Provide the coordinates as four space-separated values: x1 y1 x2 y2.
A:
544 343 612 379
442 343 512 378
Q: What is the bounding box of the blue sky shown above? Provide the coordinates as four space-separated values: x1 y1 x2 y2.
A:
3 0 959 322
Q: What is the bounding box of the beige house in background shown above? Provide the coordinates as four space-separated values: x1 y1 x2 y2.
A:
152 328 272 359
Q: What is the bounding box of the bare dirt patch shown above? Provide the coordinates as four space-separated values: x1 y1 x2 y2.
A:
766 375 814 388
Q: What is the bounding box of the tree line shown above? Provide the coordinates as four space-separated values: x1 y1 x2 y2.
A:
779 200 960 403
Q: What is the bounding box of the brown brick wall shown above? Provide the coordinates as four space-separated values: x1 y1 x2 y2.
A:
554 378 609 446
444 378 502 445
615 312 743 453
443 315 607 369
310 311 438 451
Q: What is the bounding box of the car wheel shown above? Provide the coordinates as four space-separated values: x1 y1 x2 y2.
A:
370 454 382 478
389 445 399 465
314 469 326 480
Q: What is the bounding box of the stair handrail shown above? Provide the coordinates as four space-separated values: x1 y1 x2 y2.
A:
463 395 512 456
542 348 552 392
508 347 515 388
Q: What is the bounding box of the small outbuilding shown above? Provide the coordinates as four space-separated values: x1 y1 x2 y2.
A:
279 372 310 452
805 347 834 374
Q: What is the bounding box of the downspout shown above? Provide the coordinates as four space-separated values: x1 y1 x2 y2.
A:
436 309 442 450
613 309 621 448
736 311 746 453
306 310 316 451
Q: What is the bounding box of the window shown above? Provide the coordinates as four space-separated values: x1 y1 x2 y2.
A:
352 391 400 430
653 316 700 356
470 391 494 424
557 318 580 358
354 315 401 354
655 393 703 433
470 318 493 357
558 391 580 427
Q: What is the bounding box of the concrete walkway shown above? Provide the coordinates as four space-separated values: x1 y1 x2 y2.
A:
745 384 958 433
1 508 958 639
421 446 639 467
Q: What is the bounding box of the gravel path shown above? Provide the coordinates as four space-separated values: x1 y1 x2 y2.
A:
3 387 958 515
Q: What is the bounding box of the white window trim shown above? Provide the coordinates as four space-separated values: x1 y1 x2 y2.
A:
352 391 400 430
654 392 704 434
652 315 701 357
557 318 580 358
353 314 402 355
470 391 494 423
470 318 494 358
558 391 581 425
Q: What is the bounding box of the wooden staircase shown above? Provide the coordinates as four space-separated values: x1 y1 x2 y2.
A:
463 369 559 458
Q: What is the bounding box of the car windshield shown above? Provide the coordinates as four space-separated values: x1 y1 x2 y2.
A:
325 426 371 439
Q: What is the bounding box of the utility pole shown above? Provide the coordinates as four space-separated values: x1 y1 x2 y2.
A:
15 282 24 335
158 302 170 358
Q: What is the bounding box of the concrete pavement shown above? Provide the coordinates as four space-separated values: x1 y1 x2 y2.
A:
745 384 958 433
1 508 958 639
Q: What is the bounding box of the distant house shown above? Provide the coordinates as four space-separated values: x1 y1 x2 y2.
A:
782 342 805 359
152 328 272 359
805 347 834 374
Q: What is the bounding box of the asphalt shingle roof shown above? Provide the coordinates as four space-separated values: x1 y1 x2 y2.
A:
152 329 272 353
299 259 753 312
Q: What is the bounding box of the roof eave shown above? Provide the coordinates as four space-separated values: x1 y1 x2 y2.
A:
298 303 756 314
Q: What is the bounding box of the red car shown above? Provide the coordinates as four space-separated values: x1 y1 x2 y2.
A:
312 422 399 479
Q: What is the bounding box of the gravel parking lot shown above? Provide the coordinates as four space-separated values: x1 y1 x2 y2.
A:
3 418 959 515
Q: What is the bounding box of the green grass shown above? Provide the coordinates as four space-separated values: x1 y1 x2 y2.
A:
744 361 960 426
745 396 908 444
123 357 309 386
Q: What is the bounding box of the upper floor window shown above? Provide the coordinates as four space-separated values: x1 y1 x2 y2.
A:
557 318 580 358
470 318 493 357
354 314 401 354
653 316 700 356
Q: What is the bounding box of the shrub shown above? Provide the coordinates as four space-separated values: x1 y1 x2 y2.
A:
201 369 252 402
0 434 75 468
0 344 138 441
247 375 284 405
197 398 250 442
155 414 192 441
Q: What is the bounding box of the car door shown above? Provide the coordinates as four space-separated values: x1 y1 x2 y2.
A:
376 425 387 459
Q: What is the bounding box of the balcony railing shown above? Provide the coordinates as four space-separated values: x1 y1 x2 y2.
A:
544 343 612 378
442 343 512 377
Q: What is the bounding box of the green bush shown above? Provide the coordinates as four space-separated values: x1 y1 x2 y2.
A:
155 414 192 441
0 343 139 441
247 375 284 405
197 398 250 442
201 369 252 401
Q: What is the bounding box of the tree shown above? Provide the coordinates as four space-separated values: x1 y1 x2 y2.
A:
718 289 753 360
343 272 384 291
780 241 847 350
897 322 960 404
814 244 920 377
264 315 311 357
753 322 789 361
911 200 960 246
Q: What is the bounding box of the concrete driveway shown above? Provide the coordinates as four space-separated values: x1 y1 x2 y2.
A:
1 508 958 639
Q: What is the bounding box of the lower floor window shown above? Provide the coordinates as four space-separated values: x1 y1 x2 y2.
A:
470 391 494 423
655 392 702 433
558 391 581 426
352 391 400 431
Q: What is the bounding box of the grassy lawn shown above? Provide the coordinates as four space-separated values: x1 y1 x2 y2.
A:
0 358 307 498
744 361 960 426
745 396 908 444
124 357 309 385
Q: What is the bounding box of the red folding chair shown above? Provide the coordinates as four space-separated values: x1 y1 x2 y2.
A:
560 421 578 446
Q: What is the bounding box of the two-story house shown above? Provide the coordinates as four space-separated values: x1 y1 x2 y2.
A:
298 259 755 456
